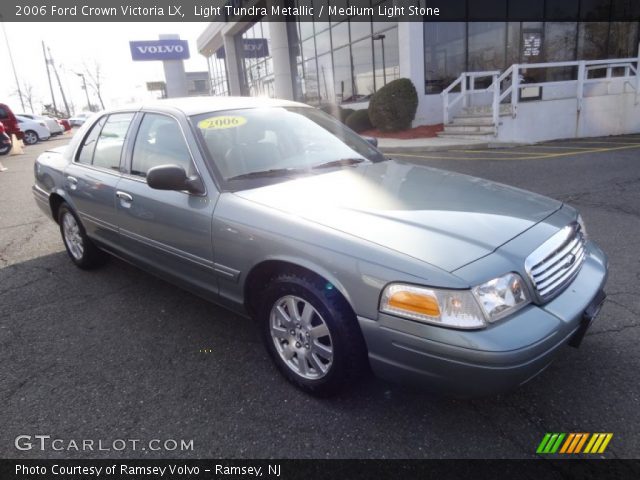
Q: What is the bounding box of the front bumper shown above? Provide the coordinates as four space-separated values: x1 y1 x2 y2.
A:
358 242 608 397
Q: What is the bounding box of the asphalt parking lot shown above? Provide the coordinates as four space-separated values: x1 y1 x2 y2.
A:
1 134 639 459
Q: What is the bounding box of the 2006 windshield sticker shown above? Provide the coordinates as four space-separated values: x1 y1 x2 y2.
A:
198 116 247 129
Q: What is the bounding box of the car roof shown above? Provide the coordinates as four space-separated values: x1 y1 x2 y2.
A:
113 96 311 116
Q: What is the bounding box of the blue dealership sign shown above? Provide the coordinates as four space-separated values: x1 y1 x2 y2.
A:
216 38 269 60
130 40 190 61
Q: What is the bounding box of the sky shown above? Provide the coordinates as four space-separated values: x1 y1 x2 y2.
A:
0 22 211 116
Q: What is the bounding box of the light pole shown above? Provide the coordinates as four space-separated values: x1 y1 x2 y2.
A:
1 18 25 111
373 34 387 87
75 72 91 111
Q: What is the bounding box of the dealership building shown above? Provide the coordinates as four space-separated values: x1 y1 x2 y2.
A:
197 0 640 139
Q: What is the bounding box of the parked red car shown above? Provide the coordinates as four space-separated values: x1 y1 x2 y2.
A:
58 119 71 132
0 103 24 141
0 121 12 155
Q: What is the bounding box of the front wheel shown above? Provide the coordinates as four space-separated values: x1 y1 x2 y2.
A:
260 272 368 396
23 130 39 145
0 134 11 155
58 204 108 269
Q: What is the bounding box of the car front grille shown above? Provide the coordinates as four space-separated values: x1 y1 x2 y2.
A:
525 222 586 302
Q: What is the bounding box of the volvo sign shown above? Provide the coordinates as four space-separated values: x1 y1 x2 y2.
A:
130 40 190 61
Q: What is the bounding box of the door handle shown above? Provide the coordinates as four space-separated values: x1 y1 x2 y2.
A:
116 191 133 202
66 176 78 190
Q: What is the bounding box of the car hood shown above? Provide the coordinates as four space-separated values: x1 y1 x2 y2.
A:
234 160 562 272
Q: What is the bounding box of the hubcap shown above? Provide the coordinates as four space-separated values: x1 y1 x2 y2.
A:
269 295 333 380
62 213 84 260
25 132 37 144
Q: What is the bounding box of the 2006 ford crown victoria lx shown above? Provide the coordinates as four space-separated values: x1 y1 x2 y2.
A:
33 97 608 397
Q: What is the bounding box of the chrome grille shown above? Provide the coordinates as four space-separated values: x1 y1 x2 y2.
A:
525 223 586 302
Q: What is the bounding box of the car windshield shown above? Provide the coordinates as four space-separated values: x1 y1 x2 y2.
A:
191 106 386 188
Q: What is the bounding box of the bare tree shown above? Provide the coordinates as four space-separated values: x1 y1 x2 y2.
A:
12 82 39 114
82 60 106 110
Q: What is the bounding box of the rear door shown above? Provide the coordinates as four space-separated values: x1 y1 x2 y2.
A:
64 112 135 249
114 111 219 296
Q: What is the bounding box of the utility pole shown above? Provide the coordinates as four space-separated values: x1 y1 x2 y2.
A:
1 20 25 111
75 73 91 111
48 47 71 117
42 41 58 115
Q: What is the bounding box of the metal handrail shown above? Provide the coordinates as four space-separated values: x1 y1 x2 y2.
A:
442 55 640 135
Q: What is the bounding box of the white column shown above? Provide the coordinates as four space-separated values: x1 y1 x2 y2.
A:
160 34 188 98
223 33 243 96
267 2 294 100
398 22 432 125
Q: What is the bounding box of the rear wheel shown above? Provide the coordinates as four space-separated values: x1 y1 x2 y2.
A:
259 272 368 396
0 134 10 155
23 130 39 145
58 204 108 269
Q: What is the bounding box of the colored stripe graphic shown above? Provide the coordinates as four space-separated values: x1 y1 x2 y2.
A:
538 433 613 454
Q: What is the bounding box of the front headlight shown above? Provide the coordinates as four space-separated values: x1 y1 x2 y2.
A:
380 273 531 329
471 272 530 322
380 284 486 329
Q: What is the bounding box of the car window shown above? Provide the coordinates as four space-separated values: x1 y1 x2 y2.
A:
130 113 195 178
76 116 108 165
0 107 7 118
92 113 135 171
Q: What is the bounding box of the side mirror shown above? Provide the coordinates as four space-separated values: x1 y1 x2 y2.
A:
362 136 378 147
146 164 204 194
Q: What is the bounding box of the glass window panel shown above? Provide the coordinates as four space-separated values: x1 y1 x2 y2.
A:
76 116 107 165
350 19 372 41
331 21 350 48
316 28 331 55
131 113 194 178
423 22 466 94
304 58 320 104
468 0 507 20
507 0 543 20
578 22 609 60
580 0 612 20
373 27 399 89
608 22 639 57
611 0 640 20
92 113 134 171
333 46 353 103
317 53 335 103
302 37 316 61
543 22 578 80
468 23 507 74
351 38 375 98
546 0 580 20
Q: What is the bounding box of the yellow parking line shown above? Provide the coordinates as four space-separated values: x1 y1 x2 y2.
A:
527 145 597 150
393 142 640 161
451 149 541 156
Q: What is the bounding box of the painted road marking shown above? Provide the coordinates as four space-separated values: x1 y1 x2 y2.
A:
394 142 640 161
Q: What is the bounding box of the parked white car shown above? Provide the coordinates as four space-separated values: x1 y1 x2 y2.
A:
18 113 64 136
15 115 51 145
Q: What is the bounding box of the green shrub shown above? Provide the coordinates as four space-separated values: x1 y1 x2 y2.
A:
340 108 355 124
345 109 373 133
368 78 418 132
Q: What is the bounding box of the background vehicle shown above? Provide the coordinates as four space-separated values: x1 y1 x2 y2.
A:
0 102 24 141
58 119 71 132
15 115 50 145
31 98 608 397
18 113 64 136
68 112 92 127
0 121 11 155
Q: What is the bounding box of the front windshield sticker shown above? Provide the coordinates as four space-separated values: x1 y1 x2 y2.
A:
198 116 247 130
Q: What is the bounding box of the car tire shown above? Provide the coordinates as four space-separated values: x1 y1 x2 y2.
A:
0 136 10 156
58 203 108 269
23 130 39 145
259 271 369 396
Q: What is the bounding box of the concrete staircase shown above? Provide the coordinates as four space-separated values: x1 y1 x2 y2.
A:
438 105 512 139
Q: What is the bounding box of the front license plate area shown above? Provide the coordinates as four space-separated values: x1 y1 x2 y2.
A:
568 290 606 348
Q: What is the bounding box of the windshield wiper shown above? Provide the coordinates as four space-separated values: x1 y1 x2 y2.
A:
312 158 367 169
227 168 307 181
